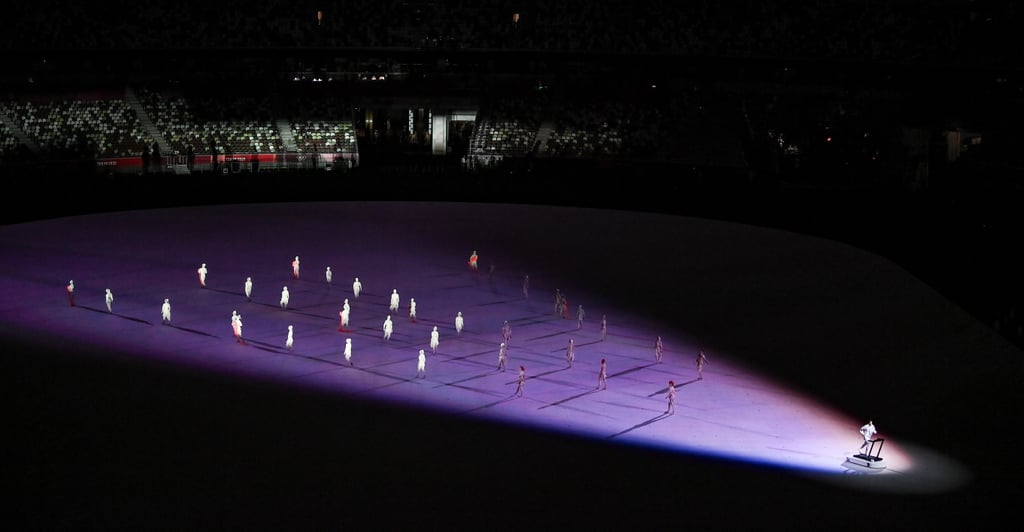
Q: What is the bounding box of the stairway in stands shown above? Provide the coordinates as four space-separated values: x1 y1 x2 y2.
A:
275 119 298 152
124 86 169 155
124 86 194 174
534 121 555 156
0 107 41 154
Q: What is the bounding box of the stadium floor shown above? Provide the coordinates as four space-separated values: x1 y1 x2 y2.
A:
4 200 1019 529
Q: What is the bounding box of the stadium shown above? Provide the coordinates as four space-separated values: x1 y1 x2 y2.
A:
4 1 1023 529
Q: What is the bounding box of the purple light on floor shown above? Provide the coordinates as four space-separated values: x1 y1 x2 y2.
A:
0 202 975 496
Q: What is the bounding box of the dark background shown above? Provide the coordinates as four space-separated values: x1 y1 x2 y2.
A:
5 1 1024 528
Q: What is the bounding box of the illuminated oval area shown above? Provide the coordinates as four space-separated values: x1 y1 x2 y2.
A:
0 201 975 495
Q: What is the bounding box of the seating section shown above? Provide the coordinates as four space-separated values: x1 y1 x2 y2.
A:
0 88 364 163
137 88 282 156
545 101 627 159
468 97 543 162
3 0 1017 67
0 121 23 160
468 118 537 158
5 96 153 159
291 120 357 154
467 88 734 164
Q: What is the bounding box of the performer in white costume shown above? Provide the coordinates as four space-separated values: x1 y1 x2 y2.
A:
352 277 362 299
161 298 172 324
280 286 290 309
344 338 352 366
859 420 877 453
286 325 294 350
455 312 464 336
292 256 300 279
197 263 208 287
232 311 245 344
497 342 507 371
389 289 400 312
105 288 114 312
417 349 426 378
383 315 394 340
339 299 351 331
244 277 253 302
430 326 439 354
